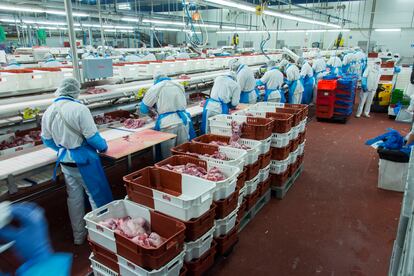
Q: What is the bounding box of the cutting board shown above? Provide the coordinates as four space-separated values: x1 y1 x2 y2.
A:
101 129 176 160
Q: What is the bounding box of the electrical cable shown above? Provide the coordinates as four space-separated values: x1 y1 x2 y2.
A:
259 2 271 60
182 1 208 49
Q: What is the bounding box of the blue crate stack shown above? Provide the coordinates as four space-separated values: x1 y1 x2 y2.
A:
333 74 358 117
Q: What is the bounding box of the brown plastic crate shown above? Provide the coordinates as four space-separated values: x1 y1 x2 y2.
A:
297 154 304 166
237 167 247 189
89 240 119 273
284 103 309 120
291 137 300 152
245 159 260 181
177 204 216 242
259 177 271 197
155 155 209 171
241 117 273 140
259 151 271 169
185 240 217 276
270 170 289 187
299 130 306 144
245 188 260 210
114 208 186 270
215 186 239 219
237 198 247 220
192 133 231 145
275 108 301 126
180 265 187 276
171 142 219 158
264 112 293 133
214 221 239 255
271 142 291 161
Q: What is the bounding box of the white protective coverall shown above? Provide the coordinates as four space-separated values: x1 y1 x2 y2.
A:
176 52 190 59
356 60 382 117
41 78 112 245
312 54 327 102
201 74 241 134
236 64 257 104
327 55 342 75
142 77 192 158
286 63 304 104
259 67 284 102
142 53 157 61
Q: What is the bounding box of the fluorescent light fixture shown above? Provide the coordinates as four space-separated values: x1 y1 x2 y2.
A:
152 27 183 32
104 29 133 33
0 18 17 23
205 0 340 28
22 19 67 26
217 28 351 34
45 9 88 17
143 19 185 26
327 29 350 32
121 17 139 22
0 4 88 17
142 18 247 30
374 28 401 32
117 3 131 10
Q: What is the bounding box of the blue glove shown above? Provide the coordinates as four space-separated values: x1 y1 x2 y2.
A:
86 132 108 153
139 102 150 115
394 66 401 74
0 203 52 264
361 77 368 92
256 79 264 87
227 103 237 109
41 137 59 152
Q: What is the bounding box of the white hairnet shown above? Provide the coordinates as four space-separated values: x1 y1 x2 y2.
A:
55 78 81 98
153 71 168 82
228 58 241 72
278 59 289 71
227 71 237 81
44 53 54 60
374 58 382 64
296 57 305 66
267 59 277 67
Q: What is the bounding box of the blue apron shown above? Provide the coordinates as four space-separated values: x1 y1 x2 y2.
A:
52 97 113 208
264 89 285 103
286 79 298 104
201 98 229 135
237 64 257 103
342 63 350 75
301 75 315 104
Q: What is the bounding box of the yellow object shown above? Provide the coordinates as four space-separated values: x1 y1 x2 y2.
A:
377 83 392 106
180 81 189 87
231 33 239 46
22 107 40 120
192 11 201 21
136 87 148 100
255 5 263 15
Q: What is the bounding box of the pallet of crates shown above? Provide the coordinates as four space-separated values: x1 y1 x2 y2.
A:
242 102 307 199
84 199 187 276
121 162 222 276
316 79 337 120
153 154 241 273
330 75 357 122
208 113 274 229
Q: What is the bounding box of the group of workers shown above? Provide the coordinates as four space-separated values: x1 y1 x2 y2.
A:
0 47 398 274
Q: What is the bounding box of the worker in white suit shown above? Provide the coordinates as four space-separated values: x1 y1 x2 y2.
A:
256 59 285 102
354 48 367 78
176 48 190 59
41 78 113 245
142 51 157 61
42 53 63 67
356 58 382 118
201 72 241 134
312 53 327 102
140 72 195 159
327 54 342 76
229 58 257 104
4 58 22 69
298 57 315 104
280 59 304 104
341 51 354 75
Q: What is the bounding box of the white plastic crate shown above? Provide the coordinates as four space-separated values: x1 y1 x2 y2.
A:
290 125 300 140
227 138 261 165
245 174 260 195
0 73 20 93
118 250 185 276
199 146 246 171
298 140 306 156
214 207 239 238
24 70 48 90
238 185 247 206
271 132 290 148
184 226 215 262
259 165 270 182
90 254 118 276
259 137 272 155
270 157 289 174
289 148 299 165
299 118 307 133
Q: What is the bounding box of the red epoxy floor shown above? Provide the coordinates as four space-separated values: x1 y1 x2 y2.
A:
209 112 407 276
9 111 406 276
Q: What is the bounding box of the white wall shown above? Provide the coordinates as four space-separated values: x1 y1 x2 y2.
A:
177 0 414 57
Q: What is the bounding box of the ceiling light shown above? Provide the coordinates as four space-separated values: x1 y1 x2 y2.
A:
22 19 67 26
0 4 43 13
121 17 140 22
152 27 183 32
327 29 350 32
45 9 89 17
143 19 185 26
217 28 351 34
117 3 131 10
374 28 401 32
204 0 255 12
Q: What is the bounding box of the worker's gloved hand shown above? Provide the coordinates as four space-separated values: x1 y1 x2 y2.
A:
361 77 368 92
394 66 401 74
86 132 108 153
256 79 264 87
0 203 52 264
41 137 59 152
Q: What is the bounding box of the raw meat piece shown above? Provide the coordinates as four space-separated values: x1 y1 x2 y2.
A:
123 118 148 129
204 166 226 181
209 141 228 147
85 87 108 94
161 163 226 181
99 218 119 230
118 217 147 238
148 232 164 247
230 121 243 144
209 140 250 150
204 151 228 160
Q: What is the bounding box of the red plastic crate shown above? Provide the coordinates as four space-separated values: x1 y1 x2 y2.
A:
275 108 301 126
245 158 260 181
215 187 239 219
177 204 216 242
237 167 247 189
317 79 337 91
270 170 289 187
185 240 217 276
259 177 271 197
316 105 334 119
214 221 239 255
264 112 294 133
271 142 291 161
241 117 274 140
291 137 300 152
259 151 271 169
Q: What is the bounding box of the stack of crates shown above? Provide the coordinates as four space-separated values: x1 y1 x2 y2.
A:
316 79 337 118
334 76 357 117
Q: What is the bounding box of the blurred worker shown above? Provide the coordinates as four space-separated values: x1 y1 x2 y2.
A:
176 48 190 59
140 72 195 158
341 51 354 75
326 54 342 76
41 78 113 245
82 48 96 59
312 53 327 102
0 202 72 276
229 58 257 104
142 51 157 61
4 58 22 69
280 59 304 104
256 59 285 102
125 53 142 62
201 72 241 134
356 58 382 118
354 48 367 77
298 57 315 104
42 53 62 67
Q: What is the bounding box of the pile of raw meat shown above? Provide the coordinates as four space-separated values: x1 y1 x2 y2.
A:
0 131 42 150
123 118 148 129
85 87 108 94
161 163 226 182
209 140 250 150
94 115 124 125
99 216 164 248
203 151 228 160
